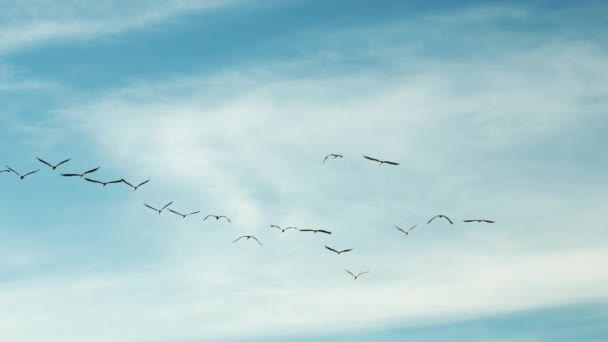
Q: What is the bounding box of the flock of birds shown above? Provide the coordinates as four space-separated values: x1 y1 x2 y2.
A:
3 154 495 281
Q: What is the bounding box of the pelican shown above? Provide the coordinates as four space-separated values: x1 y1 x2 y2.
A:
37 157 71 170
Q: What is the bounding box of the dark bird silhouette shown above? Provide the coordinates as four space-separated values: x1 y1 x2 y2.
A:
143 201 173 214
204 215 231 222
463 219 495 223
37 157 71 170
299 228 332 235
323 154 343 163
427 215 454 225
345 269 369 280
84 178 123 186
5 165 39 180
168 209 200 218
395 225 417 235
0 169 10 173
325 245 352 255
271 225 298 233
362 155 399 166
233 235 263 246
121 178 150 191
61 167 100 178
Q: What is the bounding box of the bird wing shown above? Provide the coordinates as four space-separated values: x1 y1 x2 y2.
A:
168 209 184 216
443 216 454 224
83 167 100 175
395 226 406 233
233 236 246 243
106 180 124 184
325 246 339 253
251 236 263 245
186 211 200 216
121 179 135 188
5 165 19 176
204 215 213 220
317 230 332 234
463 220 474 222
136 179 150 188
23 169 40 177
37 157 53 168
144 203 159 211
0 169 9 173
299 229 314 232
84 178 103 184
383 160 399 165
427 215 440 224
345 269 355 278
61 173 79 177
270 225 281 229
357 271 370 277
55 158 71 168
363 155 381 162
161 201 173 210
407 225 417 232
484 220 495 223
219 216 231 222
284 227 297 231
323 155 330 163
339 248 353 254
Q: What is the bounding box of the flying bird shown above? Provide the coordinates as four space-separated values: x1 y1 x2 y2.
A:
84 178 123 186
233 235 263 246
168 209 200 218
37 157 71 170
323 154 343 163
299 228 332 235
463 219 495 223
143 201 173 214
362 155 399 166
271 225 298 233
61 167 100 178
204 215 231 222
345 269 369 280
5 165 39 180
395 225 417 235
325 245 352 255
121 178 150 191
427 215 454 225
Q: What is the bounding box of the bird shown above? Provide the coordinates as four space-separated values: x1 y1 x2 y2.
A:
168 209 200 218
427 215 454 225
143 201 173 214
325 245 352 255
395 225 417 235
204 215 231 222
345 269 369 280
463 219 495 223
84 178 123 186
271 225 298 233
61 167 100 178
323 154 343 163
36 157 71 170
4 165 40 180
299 228 332 235
121 178 150 191
362 155 399 166
233 235 263 246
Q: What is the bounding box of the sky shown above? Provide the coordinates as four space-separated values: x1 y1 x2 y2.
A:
1 0 608 341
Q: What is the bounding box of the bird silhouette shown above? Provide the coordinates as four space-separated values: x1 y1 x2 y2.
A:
299 229 332 235
271 225 298 233
362 155 399 166
325 245 352 255
121 178 150 191
463 219 495 223
37 157 71 170
61 167 100 178
427 215 454 225
204 215 231 222
5 165 39 180
395 225 417 235
1 169 11 173
168 209 200 218
84 178 123 186
323 154 343 163
233 235 263 246
345 269 369 280
143 201 173 214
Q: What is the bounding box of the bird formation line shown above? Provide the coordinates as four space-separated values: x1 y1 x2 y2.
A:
3 153 495 280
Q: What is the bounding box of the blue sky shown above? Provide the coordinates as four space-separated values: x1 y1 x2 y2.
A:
1 1 608 341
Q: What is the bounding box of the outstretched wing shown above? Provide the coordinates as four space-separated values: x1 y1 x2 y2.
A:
0 169 9 173
106 179 124 184
363 155 381 162
61 173 79 177
443 216 454 224
83 167 100 175
284 227 297 231
325 245 339 254
356 271 370 277
121 179 135 188
395 226 406 233
22 169 40 177
407 225 417 232
339 248 353 254
251 236 263 246
323 155 330 163
36 157 53 168
233 236 246 243
270 225 281 229
144 203 159 212
168 209 184 216
427 215 440 224
55 158 71 168
219 216 231 222
136 179 150 188
383 160 399 165
161 201 173 210
204 215 213 220
345 269 355 278
316 229 332 235
186 211 201 216
299 229 314 232
84 178 103 184
5 165 19 176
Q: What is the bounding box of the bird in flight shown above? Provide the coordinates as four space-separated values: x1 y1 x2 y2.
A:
168 209 200 218
61 167 100 178
233 235 263 246
395 225 417 235
323 154 343 163
325 245 353 255
84 178 123 186
143 201 173 215
121 178 150 191
271 225 298 233
37 157 71 170
299 228 332 235
427 215 454 225
345 269 369 280
362 155 399 166
204 215 231 222
463 219 495 223
4 165 39 180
